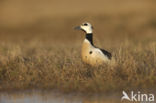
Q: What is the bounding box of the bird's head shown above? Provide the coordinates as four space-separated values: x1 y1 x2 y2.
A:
75 22 93 34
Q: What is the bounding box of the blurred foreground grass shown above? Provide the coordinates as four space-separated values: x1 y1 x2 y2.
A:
0 38 155 93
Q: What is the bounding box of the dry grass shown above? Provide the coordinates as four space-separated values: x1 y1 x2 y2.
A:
0 38 155 93
0 0 156 94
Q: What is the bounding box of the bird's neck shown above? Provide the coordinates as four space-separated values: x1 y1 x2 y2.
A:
85 33 93 45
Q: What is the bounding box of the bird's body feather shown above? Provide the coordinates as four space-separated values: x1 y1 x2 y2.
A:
81 39 111 66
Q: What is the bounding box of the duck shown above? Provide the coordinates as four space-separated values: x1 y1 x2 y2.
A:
75 22 114 66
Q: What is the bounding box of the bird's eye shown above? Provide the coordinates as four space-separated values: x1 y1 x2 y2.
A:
83 23 88 26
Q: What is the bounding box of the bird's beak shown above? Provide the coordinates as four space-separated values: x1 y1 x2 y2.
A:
74 26 81 30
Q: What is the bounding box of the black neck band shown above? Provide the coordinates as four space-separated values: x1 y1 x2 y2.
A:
86 33 93 45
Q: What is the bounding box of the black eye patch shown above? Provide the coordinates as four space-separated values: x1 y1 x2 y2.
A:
83 23 88 26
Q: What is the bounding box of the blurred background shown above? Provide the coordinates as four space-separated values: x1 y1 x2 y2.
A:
0 0 156 44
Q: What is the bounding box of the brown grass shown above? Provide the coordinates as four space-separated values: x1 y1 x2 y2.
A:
0 0 156 94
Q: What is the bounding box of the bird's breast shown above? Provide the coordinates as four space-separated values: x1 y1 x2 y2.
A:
81 41 91 64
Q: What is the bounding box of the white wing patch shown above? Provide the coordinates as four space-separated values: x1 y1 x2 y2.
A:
91 47 109 61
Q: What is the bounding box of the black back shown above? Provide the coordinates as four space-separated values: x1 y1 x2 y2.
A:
100 48 112 60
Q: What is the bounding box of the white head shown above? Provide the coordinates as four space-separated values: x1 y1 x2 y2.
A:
75 22 93 34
